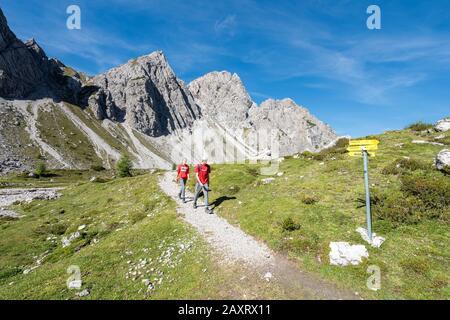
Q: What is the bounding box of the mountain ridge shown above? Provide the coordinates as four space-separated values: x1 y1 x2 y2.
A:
0 8 337 173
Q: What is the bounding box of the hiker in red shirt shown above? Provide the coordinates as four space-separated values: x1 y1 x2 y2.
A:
176 159 189 203
193 159 212 213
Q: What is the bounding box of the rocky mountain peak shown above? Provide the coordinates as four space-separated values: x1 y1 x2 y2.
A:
0 8 81 101
188 70 256 127
88 50 201 137
0 9 17 50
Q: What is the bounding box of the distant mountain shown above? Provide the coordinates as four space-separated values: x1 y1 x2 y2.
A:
189 71 337 156
0 8 337 174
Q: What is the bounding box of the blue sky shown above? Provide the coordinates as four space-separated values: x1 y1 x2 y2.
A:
1 0 450 136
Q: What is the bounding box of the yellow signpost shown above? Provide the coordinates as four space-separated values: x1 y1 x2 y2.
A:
347 139 380 241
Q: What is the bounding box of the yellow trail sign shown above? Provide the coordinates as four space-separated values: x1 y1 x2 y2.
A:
347 145 379 152
348 151 376 157
349 139 380 146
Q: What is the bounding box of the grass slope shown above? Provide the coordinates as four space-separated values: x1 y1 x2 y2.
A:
0 173 287 300
204 128 449 300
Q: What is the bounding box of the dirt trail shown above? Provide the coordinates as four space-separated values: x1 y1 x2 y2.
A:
159 172 358 300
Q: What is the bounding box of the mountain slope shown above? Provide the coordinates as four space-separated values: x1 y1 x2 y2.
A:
189 71 338 155
0 8 337 173
0 10 80 101
88 52 201 137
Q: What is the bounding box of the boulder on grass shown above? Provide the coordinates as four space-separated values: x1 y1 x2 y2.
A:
435 118 450 132
329 242 369 266
435 149 450 171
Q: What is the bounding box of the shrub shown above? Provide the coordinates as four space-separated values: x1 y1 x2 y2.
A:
370 172 450 226
33 221 68 236
301 151 314 159
382 158 430 175
406 122 433 132
400 257 430 275
116 155 133 177
305 138 350 161
400 173 450 212
301 195 319 205
34 161 47 178
90 164 105 172
281 217 301 232
371 191 425 226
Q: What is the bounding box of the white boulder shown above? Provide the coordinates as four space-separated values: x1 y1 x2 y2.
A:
435 149 450 171
329 242 369 266
68 280 82 290
412 140 444 146
435 118 450 132
261 178 275 184
356 228 385 248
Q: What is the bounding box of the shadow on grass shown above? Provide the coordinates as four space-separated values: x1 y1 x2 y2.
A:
211 196 237 209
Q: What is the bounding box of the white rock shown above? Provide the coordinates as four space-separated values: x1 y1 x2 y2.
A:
78 225 86 231
356 228 385 248
263 272 273 282
435 149 450 170
276 172 284 177
435 118 450 132
78 289 90 297
412 140 444 146
329 242 369 266
61 231 81 248
68 280 82 290
261 178 275 184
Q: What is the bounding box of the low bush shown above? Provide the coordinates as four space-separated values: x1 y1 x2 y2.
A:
281 217 301 232
400 173 450 212
116 155 133 178
34 161 47 178
370 172 450 226
371 190 425 226
382 158 430 175
33 221 69 236
91 164 106 172
406 122 433 132
300 138 349 161
301 195 319 205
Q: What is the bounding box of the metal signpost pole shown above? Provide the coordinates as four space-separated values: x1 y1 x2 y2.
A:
362 149 373 241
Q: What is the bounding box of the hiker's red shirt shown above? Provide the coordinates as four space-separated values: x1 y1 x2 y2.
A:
177 164 189 180
196 164 211 185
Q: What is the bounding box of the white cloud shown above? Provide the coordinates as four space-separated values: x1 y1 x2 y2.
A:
214 15 237 37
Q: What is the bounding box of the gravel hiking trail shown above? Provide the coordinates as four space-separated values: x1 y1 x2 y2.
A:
159 172 358 300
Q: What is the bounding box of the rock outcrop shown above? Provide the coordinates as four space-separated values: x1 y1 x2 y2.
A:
435 149 450 171
1 7 338 171
249 98 337 154
88 52 201 137
188 71 337 155
435 118 450 132
0 8 80 101
188 71 256 128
